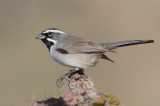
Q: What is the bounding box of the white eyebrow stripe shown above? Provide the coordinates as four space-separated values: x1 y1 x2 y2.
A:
47 38 57 44
43 30 65 34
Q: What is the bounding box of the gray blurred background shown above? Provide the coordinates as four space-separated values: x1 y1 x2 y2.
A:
0 0 159 106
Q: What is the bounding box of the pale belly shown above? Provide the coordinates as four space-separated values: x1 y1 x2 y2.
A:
50 49 99 68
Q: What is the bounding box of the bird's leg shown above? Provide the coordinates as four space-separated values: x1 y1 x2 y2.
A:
56 68 85 88
68 68 84 78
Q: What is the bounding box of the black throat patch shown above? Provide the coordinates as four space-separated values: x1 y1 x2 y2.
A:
41 39 54 50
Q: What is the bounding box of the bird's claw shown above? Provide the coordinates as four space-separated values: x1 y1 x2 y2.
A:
56 68 84 88
56 74 68 88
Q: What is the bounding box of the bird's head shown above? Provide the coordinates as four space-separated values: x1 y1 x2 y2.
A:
36 28 66 49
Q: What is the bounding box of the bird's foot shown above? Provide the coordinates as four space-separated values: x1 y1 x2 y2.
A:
56 68 86 88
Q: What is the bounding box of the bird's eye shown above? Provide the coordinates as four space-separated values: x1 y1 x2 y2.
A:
48 32 53 37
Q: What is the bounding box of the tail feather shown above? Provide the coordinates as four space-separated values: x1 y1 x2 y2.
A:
100 54 114 63
100 40 154 50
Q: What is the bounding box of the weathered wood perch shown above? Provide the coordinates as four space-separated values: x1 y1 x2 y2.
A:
31 71 120 106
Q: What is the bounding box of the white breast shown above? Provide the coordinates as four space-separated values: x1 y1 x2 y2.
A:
49 46 99 68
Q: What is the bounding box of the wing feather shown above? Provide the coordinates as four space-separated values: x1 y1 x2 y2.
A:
56 36 107 54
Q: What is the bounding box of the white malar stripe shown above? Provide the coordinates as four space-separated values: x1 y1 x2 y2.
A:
44 30 65 34
47 38 57 44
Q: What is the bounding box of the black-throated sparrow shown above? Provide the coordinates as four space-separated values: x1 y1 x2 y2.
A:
36 28 154 87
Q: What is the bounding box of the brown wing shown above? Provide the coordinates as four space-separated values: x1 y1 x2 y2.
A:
56 35 107 54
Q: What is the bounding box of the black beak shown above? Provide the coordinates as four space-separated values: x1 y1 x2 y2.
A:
36 34 45 39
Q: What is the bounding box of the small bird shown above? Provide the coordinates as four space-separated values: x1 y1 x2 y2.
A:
36 28 154 87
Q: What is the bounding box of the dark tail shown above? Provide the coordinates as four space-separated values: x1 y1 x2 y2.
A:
100 40 154 50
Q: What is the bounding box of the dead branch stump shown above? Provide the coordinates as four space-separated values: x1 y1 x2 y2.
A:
31 72 120 106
